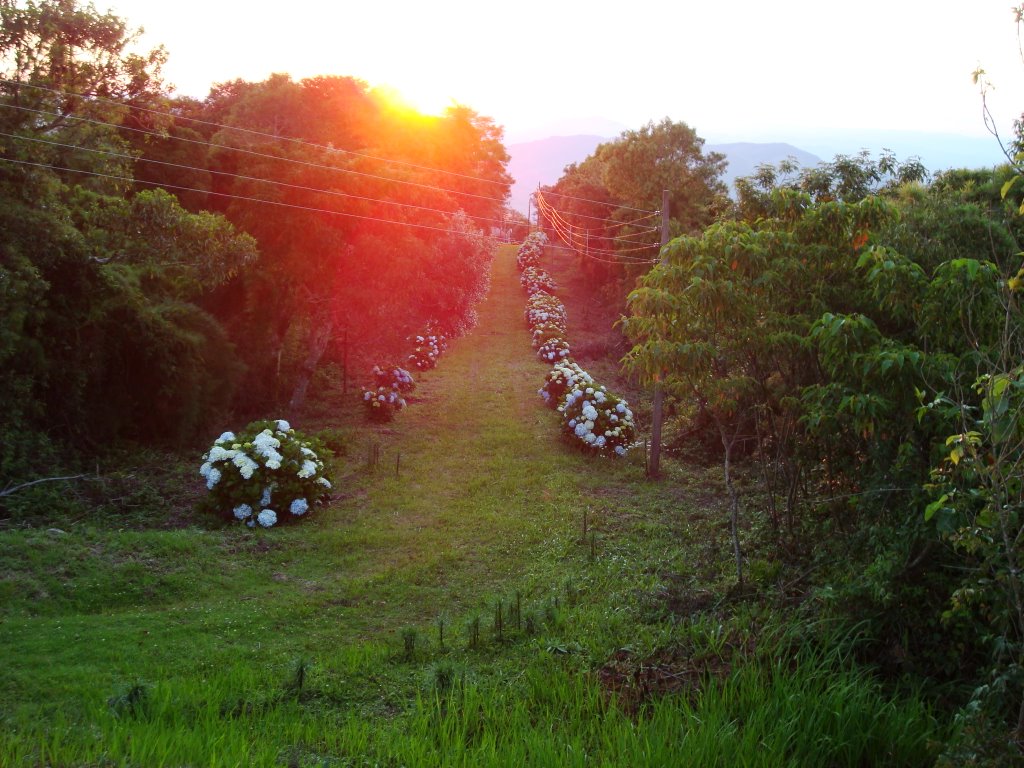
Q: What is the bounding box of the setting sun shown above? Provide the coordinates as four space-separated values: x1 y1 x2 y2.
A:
373 82 455 119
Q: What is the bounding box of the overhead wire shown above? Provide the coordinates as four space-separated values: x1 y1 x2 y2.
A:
0 78 513 190
0 130 515 228
534 190 659 245
0 155 509 240
535 190 660 264
0 102 508 206
528 201 660 228
532 191 659 253
539 188 656 214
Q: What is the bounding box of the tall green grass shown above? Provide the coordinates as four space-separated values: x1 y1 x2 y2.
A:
1 646 944 767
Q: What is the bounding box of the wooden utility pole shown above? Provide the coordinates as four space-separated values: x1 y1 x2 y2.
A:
648 190 671 478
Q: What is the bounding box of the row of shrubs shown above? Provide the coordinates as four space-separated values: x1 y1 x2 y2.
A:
197 325 452 528
516 232 637 456
199 329 452 527
359 329 450 422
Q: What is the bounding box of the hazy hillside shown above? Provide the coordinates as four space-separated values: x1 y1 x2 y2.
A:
507 134 606 214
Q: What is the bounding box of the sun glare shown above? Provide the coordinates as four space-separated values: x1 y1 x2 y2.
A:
376 82 454 119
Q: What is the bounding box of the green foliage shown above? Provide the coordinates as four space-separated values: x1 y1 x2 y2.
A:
625 157 1024 724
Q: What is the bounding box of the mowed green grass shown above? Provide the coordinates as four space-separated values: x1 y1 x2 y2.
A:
0 246 947 766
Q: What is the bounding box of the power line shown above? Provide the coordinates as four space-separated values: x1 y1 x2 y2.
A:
0 78 513 190
0 155 506 240
534 190 659 245
0 130 514 228
529 200 660 228
0 102 508 206
538 203 653 264
536 191 659 257
539 188 657 214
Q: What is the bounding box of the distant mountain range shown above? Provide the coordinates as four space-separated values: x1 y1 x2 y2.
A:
505 135 821 214
505 130 1007 214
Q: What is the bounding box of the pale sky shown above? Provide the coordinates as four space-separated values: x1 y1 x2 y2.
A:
109 0 1024 147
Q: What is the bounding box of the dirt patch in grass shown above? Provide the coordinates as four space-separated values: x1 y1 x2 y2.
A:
598 646 732 715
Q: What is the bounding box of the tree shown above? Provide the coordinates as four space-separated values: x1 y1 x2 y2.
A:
187 75 505 410
541 118 727 293
0 0 258 456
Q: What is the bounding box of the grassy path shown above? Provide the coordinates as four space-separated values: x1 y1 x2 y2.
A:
306 243 631 636
0 244 664 758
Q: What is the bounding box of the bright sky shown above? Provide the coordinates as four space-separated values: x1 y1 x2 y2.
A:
109 0 1024 145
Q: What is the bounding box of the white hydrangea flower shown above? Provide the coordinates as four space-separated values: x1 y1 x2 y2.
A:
298 460 317 479
232 453 258 480
615 445 627 456
276 420 291 432
290 498 309 516
199 461 213 478
257 509 277 527
596 436 607 448
574 423 588 438
206 467 221 489
265 457 281 470
300 447 317 459
216 431 236 443
253 429 281 457
584 433 597 444
208 446 236 462
616 403 626 414
317 477 332 489
233 504 253 520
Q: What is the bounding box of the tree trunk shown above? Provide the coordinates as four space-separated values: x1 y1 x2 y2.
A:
719 421 744 586
287 315 335 412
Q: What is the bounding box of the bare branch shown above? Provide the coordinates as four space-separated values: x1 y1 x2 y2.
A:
0 474 88 499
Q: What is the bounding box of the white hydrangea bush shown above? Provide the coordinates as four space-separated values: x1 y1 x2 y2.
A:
558 383 637 456
520 266 556 296
537 337 571 363
532 322 567 351
361 385 407 422
516 231 547 271
408 332 447 371
525 293 567 329
539 361 594 408
372 363 416 393
199 419 333 527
